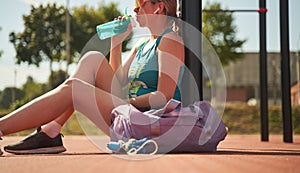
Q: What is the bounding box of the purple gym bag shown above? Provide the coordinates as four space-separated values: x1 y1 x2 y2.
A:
110 99 227 153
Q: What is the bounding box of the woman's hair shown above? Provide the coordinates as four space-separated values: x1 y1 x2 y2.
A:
149 0 178 17
148 0 180 32
160 0 180 33
160 0 178 17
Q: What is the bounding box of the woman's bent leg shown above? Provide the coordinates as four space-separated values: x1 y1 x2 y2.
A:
0 81 73 135
0 78 126 136
0 51 123 155
51 51 123 125
71 78 126 135
49 51 121 128
3 52 102 147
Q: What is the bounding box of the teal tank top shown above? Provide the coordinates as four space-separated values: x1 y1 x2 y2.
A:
127 29 184 101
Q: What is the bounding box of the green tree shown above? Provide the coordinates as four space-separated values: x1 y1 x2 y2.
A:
9 4 68 73
48 70 67 89
72 3 130 59
10 77 49 110
22 76 45 101
202 2 246 65
0 87 25 109
9 3 129 75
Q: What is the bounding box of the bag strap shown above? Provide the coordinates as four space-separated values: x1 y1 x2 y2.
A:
150 116 160 138
146 99 181 138
147 99 181 116
164 99 181 113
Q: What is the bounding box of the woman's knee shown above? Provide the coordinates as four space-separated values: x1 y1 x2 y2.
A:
78 51 107 66
57 78 76 93
63 78 91 95
71 51 109 84
63 78 83 88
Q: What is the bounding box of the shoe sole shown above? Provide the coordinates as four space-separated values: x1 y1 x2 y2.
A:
4 146 66 155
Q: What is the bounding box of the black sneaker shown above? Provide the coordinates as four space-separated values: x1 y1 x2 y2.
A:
4 127 66 154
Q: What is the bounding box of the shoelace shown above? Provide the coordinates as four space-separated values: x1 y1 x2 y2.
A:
107 138 158 155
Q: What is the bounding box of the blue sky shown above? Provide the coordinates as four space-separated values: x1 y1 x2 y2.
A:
0 0 299 90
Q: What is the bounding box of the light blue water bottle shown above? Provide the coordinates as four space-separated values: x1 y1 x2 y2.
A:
96 8 130 40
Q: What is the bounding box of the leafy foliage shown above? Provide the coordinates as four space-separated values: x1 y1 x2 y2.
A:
3 2 130 110
48 70 67 89
203 2 246 65
9 2 127 73
71 3 131 60
0 87 24 109
0 77 48 110
9 4 67 71
72 3 122 46
22 76 46 101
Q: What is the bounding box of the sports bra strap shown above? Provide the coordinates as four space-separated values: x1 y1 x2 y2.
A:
155 28 173 50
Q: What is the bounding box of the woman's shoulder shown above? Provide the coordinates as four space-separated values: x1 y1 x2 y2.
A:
159 31 184 49
160 31 184 47
158 31 185 62
159 32 184 50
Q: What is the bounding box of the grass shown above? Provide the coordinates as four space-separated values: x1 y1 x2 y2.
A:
223 103 300 134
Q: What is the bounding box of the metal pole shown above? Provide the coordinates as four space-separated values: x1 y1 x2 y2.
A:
259 0 268 141
182 0 203 102
12 69 17 103
297 35 300 105
65 0 71 77
202 9 259 13
64 0 71 132
279 0 293 143
202 2 270 141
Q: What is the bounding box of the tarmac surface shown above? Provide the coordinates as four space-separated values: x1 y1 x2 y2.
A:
1 135 300 173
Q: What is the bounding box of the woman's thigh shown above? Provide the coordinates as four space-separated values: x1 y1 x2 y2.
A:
70 51 124 98
70 78 126 135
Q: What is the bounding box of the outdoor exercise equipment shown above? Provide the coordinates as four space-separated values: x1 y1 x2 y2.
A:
181 0 292 143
